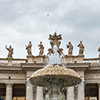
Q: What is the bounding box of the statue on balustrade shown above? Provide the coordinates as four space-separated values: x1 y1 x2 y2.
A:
58 48 64 56
77 41 84 55
47 48 53 55
38 41 44 56
67 42 73 55
25 41 32 56
49 32 62 50
5 45 13 59
98 47 100 57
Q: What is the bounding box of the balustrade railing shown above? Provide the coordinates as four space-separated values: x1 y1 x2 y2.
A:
0 58 26 65
0 58 8 64
0 57 100 65
12 58 27 64
83 58 100 63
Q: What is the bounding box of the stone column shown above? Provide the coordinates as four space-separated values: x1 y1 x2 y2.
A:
66 87 67 100
36 86 43 100
76 71 85 100
67 86 74 100
77 82 84 100
26 82 33 100
98 84 100 100
6 84 13 100
74 86 78 100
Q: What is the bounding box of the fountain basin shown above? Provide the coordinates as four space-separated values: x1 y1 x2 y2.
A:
29 65 81 87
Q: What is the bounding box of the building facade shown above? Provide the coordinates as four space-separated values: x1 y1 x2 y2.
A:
0 33 100 100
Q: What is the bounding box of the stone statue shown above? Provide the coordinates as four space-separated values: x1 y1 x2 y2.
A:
77 41 84 55
67 42 73 55
5 45 13 59
58 88 65 100
45 88 51 100
38 42 44 56
47 48 53 55
49 32 62 50
98 47 100 52
26 41 32 56
98 47 100 57
58 48 64 56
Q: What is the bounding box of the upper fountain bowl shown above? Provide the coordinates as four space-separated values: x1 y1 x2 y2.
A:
29 65 82 87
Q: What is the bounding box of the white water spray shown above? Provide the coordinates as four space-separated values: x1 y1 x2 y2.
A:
47 45 64 65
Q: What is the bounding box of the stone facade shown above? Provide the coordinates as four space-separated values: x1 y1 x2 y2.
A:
0 55 99 100
0 33 100 100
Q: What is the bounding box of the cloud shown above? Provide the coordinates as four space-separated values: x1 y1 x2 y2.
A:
0 0 100 58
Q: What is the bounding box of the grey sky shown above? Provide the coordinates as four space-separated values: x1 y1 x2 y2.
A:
0 0 100 58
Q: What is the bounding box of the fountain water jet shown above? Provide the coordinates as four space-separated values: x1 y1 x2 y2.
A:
29 33 82 100
47 45 64 65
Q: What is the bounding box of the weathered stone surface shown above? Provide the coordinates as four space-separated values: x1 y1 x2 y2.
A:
29 65 81 87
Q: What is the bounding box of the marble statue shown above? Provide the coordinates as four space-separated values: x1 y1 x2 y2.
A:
67 42 73 55
38 42 44 56
98 47 100 52
98 47 100 57
59 88 65 100
47 48 53 55
5 45 13 59
26 41 32 56
59 48 64 56
49 32 62 50
45 88 51 100
77 41 84 55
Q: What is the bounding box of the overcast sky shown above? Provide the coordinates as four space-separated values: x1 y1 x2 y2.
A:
0 0 100 58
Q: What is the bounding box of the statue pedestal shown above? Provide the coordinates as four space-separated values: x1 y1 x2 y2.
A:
77 55 84 63
65 55 84 63
7 58 12 66
65 55 74 63
27 55 34 63
34 56 46 63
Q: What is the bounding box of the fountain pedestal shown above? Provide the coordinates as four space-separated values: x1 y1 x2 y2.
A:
46 85 64 100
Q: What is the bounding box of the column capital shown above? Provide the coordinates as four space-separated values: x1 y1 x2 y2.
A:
25 82 28 86
5 83 13 87
25 81 32 86
5 83 14 86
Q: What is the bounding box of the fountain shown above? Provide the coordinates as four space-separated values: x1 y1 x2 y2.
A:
29 32 82 100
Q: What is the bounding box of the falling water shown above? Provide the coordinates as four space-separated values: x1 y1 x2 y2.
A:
47 45 64 66
28 33 82 100
74 80 84 100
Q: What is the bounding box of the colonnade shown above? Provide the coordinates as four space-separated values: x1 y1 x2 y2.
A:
5 83 84 100
67 84 84 100
5 83 43 100
5 83 100 100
